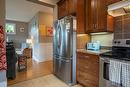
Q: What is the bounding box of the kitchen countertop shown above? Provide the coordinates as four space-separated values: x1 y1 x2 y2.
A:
77 49 111 55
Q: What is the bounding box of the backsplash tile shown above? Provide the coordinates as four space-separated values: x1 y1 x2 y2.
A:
114 14 130 39
91 33 113 47
114 19 122 33
114 33 123 39
77 34 90 49
124 34 130 39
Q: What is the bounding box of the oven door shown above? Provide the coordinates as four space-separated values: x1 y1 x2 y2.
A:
99 57 122 87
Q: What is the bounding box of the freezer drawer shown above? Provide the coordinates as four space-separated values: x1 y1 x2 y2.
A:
53 58 72 85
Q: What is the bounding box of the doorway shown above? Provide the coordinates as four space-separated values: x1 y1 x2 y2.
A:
5 0 54 86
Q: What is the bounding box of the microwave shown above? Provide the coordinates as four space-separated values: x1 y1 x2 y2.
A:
87 43 100 51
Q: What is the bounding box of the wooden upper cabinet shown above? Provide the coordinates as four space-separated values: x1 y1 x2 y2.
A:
86 0 96 33
57 0 117 33
77 0 86 34
57 0 68 19
86 0 114 33
68 0 77 15
57 0 77 19
107 0 121 5
96 0 107 32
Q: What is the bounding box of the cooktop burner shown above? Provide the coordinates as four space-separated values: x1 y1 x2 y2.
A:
100 39 130 61
100 51 130 61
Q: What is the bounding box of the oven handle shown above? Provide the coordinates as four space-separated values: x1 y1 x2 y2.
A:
100 57 110 63
100 57 110 81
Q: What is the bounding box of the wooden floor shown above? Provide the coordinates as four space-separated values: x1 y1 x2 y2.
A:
8 59 53 86
8 74 82 87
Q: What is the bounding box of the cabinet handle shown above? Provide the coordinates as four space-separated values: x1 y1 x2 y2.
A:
93 24 97 29
93 24 95 29
95 24 97 29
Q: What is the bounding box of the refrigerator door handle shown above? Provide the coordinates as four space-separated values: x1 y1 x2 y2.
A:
59 27 61 49
55 22 61 56
54 20 60 56
59 22 65 57
58 23 62 49
57 23 60 48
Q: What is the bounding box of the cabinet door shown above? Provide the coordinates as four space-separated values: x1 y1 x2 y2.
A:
107 0 121 5
77 52 99 87
107 15 114 32
86 0 114 33
57 0 68 19
97 0 115 32
77 0 86 34
96 0 107 32
86 0 98 33
68 0 77 14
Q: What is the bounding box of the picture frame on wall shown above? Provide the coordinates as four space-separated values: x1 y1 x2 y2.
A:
20 28 24 32
46 26 53 37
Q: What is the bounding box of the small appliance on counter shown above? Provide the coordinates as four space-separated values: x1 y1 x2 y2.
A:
87 42 100 51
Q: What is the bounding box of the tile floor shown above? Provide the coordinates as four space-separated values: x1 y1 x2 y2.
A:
8 74 82 87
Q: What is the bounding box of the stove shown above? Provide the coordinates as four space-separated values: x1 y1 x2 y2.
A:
100 39 130 61
99 39 130 87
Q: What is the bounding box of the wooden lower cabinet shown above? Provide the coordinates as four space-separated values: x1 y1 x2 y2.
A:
77 52 99 87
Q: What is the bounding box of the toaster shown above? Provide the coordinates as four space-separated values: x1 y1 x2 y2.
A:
87 42 100 51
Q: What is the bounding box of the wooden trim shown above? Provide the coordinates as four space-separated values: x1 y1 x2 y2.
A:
26 0 55 8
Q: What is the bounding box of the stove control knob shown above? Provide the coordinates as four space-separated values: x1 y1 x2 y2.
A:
118 41 121 44
114 41 117 44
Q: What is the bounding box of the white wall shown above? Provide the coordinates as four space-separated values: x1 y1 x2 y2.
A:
0 71 7 87
91 33 114 46
33 43 53 62
29 12 53 62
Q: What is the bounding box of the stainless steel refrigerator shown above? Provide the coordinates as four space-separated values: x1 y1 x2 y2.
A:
53 16 76 86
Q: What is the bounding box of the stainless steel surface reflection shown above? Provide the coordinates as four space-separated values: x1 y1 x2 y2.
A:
53 16 76 86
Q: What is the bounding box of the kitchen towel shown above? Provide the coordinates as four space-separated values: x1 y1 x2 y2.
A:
109 59 122 85
0 25 6 70
122 62 130 87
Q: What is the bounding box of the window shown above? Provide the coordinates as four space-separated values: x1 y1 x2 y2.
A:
6 23 16 34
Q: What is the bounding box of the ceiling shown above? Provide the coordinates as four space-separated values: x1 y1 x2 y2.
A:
38 0 60 5
6 0 57 22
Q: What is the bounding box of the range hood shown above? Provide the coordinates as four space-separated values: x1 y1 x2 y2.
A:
108 0 130 17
